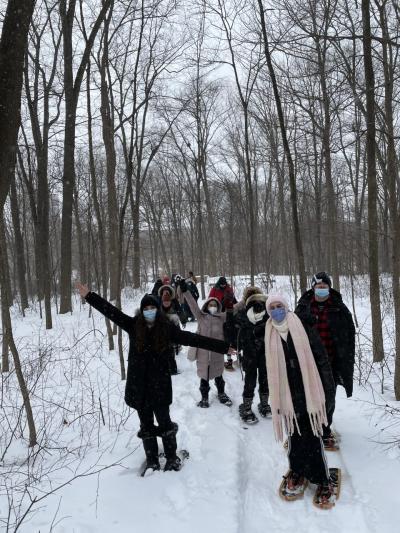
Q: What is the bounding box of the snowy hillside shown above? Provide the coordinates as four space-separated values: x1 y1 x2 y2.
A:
1 277 399 533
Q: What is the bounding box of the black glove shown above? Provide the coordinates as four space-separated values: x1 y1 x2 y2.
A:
179 279 188 292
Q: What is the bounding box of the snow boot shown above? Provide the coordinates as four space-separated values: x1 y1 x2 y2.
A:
138 428 160 472
313 468 341 509
197 395 209 408
161 423 181 471
215 376 232 406
258 394 272 417
322 432 340 451
279 470 308 501
239 398 259 424
218 392 233 406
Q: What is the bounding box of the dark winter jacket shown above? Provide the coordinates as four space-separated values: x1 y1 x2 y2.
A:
85 292 230 409
295 289 355 397
228 307 269 372
282 322 336 417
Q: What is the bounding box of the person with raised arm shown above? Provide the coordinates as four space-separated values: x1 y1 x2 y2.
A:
76 283 236 474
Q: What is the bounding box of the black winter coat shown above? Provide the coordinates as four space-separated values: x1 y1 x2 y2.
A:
228 307 269 372
86 292 229 409
295 289 355 397
282 321 336 416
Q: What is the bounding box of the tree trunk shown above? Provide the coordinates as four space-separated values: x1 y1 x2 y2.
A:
361 0 384 363
9 179 28 310
258 0 307 294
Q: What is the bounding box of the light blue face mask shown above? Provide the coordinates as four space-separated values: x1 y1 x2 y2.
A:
143 309 157 321
270 307 286 323
315 288 330 299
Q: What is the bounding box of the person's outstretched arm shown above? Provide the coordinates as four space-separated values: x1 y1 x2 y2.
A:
180 281 203 321
170 323 234 356
76 283 134 332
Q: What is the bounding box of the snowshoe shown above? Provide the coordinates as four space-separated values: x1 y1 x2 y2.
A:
197 397 209 408
239 402 259 424
313 468 341 509
322 432 340 451
279 470 308 501
224 360 235 371
218 392 233 406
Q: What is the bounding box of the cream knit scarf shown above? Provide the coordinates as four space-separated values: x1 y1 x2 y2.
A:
265 311 328 442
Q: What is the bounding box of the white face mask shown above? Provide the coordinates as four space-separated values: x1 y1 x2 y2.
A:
247 308 266 324
208 306 218 315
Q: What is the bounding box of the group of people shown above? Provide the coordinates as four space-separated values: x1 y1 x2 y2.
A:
76 269 355 507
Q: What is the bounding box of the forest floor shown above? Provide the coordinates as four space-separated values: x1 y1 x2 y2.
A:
1 276 399 533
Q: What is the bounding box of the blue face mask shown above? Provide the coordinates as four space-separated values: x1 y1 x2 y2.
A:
143 309 157 322
315 288 330 299
270 307 286 323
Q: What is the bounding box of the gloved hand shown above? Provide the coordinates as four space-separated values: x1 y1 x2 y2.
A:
179 279 188 292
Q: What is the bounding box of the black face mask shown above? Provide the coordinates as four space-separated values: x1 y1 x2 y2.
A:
252 302 265 314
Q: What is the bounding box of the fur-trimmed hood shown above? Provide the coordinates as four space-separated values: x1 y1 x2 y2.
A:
158 284 176 299
245 293 267 309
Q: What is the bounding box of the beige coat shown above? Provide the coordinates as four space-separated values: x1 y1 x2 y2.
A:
184 291 227 380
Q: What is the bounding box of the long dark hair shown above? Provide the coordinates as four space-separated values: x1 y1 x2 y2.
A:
135 311 171 353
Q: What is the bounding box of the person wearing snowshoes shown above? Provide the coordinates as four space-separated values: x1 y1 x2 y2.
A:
209 276 237 370
229 287 271 424
158 283 188 375
295 272 355 451
265 293 338 507
76 284 233 474
179 279 234 408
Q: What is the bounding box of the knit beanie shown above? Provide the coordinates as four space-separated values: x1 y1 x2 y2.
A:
140 294 160 312
311 271 332 288
266 292 289 313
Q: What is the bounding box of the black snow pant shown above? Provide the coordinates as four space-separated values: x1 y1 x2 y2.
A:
323 383 337 437
287 415 329 485
200 376 225 397
137 404 174 436
242 355 269 400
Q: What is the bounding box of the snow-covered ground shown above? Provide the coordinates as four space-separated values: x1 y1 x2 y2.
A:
1 276 399 532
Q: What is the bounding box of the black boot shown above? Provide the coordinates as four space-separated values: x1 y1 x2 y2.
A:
161 423 181 471
215 376 232 406
197 396 209 408
258 393 271 417
198 379 210 407
138 428 160 471
239 397 259 424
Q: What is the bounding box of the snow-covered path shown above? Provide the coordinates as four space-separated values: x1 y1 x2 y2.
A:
4 289 400 533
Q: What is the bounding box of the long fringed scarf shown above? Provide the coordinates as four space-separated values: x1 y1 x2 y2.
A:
265 311 328 442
